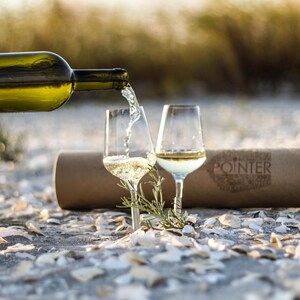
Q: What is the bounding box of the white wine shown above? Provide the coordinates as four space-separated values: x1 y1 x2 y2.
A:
156 150 206 176
103 155 153 184
0 51 129 112
121 85 141 156
121 85 140 123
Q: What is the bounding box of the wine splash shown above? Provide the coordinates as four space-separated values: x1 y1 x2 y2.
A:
121 85 141 156
121 85 140 122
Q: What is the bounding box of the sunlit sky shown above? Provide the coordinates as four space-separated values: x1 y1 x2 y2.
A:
1 0 205 11
1 0 285 8
0 0 288 16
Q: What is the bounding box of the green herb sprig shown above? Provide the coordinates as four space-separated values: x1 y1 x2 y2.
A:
118 166 188 229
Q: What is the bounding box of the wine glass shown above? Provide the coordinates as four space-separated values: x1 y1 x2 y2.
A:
103 107 156 231
155 105 206 216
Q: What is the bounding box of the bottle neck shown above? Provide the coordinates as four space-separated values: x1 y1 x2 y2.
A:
72 68 129 91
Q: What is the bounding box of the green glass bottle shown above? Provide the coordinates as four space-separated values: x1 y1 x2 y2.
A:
0 51 129 112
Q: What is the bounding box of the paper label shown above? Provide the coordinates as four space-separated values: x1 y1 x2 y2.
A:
206 150 271 192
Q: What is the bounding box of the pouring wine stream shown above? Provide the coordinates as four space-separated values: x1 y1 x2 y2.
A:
103 85 155 231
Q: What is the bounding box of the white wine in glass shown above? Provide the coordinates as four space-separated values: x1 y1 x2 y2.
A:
103 107 156 231
156 105 206 216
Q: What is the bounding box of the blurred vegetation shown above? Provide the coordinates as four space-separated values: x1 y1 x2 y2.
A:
190 1 300 94
0 0 299 96
0 122 24 162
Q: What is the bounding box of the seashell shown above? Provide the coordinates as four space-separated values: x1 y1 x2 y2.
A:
165 278 182 293
248 223 262 231
4 243 35 253
232 244 249 254
184 241 211 258
210 250 234 261
95 228 115 236
35 251 68 265
102 256 130 270
15 252 36 260
252 238 269 246
281 234 294 241
258 211 268 218
202 227 230 236
151 246 183 264
96 286 114 298
56 255 69 266
264 217 276 224
39 209 49 220
276 217 299 226
182 225 194 236
95 215 109 231
219 214 241 228
270 232 282 249
203 273 227 285
129 265 163 286
203 218 217 228
238 228 253 236
114 273 132 285
293 242 300 259
114 217 131 233
0 226 26 238
186 214 198 225
119 251 148 265
71 266 104 282
285 245 295 256
35 251 67 266
275 225 288 233
11 198 27 211
25 221 45 236
163 228 183 236
115 284 150 300
51 211 64 218
15 260 34 275
0 237 8 243
247 248 277 260
184 259 225 275
105 235 131 249
253 233 266 239
114 215 129 223
208 238 235 251
242 218 263 231
242 218 264 227
135 229 157 247
46 218 61 225
160 230 193 247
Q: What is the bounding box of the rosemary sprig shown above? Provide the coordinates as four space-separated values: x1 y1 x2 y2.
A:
118 166 188 229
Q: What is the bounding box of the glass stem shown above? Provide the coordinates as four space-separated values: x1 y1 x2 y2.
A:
173 175 185 217
129 184 140 231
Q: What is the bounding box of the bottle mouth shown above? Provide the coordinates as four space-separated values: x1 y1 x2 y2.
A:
112 68 129 82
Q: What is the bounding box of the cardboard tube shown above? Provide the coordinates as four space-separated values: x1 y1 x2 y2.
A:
54 149 300 209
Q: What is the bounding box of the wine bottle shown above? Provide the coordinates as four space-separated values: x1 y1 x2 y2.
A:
0 51 129 112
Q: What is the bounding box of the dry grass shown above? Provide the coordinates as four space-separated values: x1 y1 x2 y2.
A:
190 0 300 93
0 0 300 95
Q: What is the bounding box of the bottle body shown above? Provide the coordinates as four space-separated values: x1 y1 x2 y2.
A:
0 51 128 112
